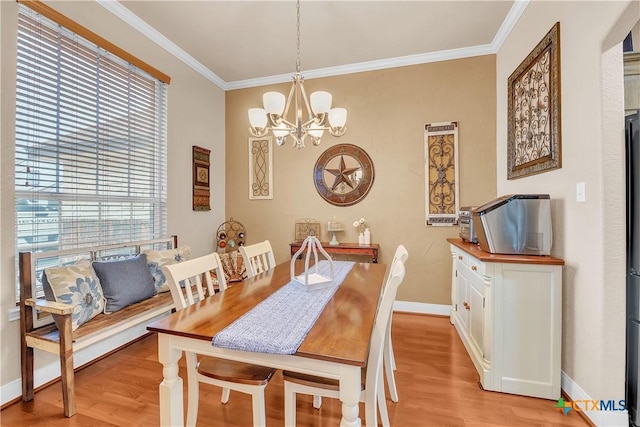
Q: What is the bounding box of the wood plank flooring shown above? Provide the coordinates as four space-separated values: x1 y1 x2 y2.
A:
1 313 589 426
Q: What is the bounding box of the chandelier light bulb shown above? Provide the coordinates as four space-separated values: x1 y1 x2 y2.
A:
273 122 290 146
310 91 332 114
248 108 268 129
329 108 347 128
308 121 324 146
308 121 324 137
263 92 286 115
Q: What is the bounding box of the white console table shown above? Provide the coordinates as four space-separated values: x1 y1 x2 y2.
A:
447 238 564 400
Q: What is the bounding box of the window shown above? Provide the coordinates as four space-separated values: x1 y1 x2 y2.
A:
15 3 169 298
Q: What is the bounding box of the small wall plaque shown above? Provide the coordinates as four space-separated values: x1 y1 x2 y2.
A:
193 145 211 211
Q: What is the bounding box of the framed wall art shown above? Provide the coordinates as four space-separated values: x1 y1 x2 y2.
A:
294 218 321 241
507 22 561 180
313 144 374 207
192 145 211 211
248 137 273 200
425 121 459 226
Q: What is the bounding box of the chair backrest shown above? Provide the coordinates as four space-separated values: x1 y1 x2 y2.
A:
162 253 227 310
365 259 406 392
239 240 276 278
391 244 409 267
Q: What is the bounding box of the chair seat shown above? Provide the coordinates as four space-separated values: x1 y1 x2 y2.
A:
199 357 276 386
282 369 366 391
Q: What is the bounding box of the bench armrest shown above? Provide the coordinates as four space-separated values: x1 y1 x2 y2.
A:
25 298 74 316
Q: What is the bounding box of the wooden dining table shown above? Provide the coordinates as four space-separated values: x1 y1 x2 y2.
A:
147 259 387 427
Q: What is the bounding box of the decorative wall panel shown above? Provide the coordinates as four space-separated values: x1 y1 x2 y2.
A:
425 121 459 226
192 145 211 211
248 137 273 200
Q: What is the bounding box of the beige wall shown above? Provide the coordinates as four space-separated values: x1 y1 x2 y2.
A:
225 56 497 305
497 0 638 410
0 1 225 397
5 0 634 415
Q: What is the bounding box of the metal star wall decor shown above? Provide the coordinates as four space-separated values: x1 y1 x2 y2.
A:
326 155 360 191
313 144 375 206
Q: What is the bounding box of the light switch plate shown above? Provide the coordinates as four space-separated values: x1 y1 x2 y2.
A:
576 182 586 202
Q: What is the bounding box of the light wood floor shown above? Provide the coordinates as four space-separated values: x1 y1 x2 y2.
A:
2 313 588 426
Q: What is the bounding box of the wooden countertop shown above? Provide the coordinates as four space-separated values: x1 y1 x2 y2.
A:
447 238 565 266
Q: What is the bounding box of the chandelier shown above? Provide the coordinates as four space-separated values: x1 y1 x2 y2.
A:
247 0 347 149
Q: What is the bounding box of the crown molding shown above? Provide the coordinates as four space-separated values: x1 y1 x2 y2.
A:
96 0 227 90
226 44 495 90
490 0 530 51
101 0 530 92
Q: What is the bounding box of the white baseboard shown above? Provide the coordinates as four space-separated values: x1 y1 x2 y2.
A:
561 370 629 426
1 315 167 407
393 300 451 316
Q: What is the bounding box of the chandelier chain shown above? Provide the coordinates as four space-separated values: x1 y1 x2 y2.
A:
296 0 301 74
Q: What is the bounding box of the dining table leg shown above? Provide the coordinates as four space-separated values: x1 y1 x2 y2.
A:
158 333 185 427
339 366 362 427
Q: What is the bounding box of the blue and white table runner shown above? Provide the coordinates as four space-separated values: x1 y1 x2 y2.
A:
212 260 355 354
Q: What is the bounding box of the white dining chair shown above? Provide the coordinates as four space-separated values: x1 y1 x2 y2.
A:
163 253 276 427
282 259 407 427
312 244 409 410
385 244 409 402
239 240 276 277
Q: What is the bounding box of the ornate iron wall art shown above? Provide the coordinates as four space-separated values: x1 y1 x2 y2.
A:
192 145 211 211
507 22 561 180
425 121 459 226
313 144 374 207
248 137 273 199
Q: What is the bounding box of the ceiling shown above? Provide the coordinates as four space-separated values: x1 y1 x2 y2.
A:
101 1 525 90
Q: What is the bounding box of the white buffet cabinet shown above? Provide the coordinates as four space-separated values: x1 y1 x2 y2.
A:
448 238 564 400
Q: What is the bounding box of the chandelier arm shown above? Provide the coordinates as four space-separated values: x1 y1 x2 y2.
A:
266 118 296 131
281 78 298 122
329 126 347 137
298 81 316 119
295 83 303 138
312 113 327 125
300 116 327 130
249 126 268 137
266 113 282 126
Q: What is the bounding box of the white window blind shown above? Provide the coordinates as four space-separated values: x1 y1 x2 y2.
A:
15 5 168 297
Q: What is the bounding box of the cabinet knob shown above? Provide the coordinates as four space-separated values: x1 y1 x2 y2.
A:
458 256 463 260
463 302 470 310
471 265 477 271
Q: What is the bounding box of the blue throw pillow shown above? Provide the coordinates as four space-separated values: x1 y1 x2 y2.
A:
92 254 157 313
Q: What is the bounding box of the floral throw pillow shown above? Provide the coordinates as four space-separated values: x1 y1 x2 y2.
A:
43 259 105 331
143 246 191 293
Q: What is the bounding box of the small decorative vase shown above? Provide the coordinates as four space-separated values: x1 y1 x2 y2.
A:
358 232 365 245
364 228 371 245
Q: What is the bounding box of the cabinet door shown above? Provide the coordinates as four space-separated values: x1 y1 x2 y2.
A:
456 266 469 330
468 278 484 358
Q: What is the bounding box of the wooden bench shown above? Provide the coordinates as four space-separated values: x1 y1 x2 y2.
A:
19 237 178 417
